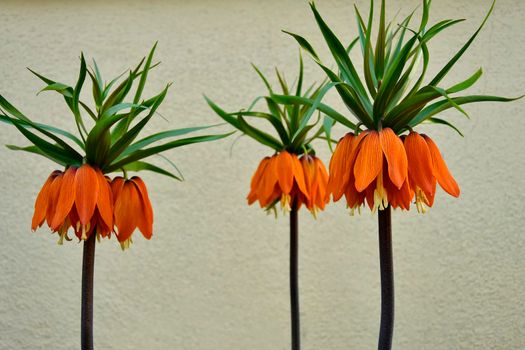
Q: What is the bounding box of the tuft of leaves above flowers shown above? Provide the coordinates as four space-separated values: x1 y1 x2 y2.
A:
205 54 344 155
0 43 233 180
277 0 521 137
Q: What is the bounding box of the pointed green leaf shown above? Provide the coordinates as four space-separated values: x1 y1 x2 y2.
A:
122 160 182 181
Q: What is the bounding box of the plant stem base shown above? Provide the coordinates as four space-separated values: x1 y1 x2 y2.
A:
378 206 394 350
81 233 96 350
290 204 300 350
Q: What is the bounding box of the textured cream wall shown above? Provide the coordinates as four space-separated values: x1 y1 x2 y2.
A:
0 0 524 349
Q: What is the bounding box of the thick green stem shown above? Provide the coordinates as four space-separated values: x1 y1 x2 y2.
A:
378 206 394 350
81 233 96 350
290 203 300 350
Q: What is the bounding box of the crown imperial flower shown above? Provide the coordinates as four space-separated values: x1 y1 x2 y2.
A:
111 176 153 249
2 44 230 248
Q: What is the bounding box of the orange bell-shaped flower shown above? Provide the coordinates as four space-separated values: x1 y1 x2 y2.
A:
404 132 460 213
327 128 412 213
111 176 153 249
31 165 114 243
247 151 311 212
297 154 329 216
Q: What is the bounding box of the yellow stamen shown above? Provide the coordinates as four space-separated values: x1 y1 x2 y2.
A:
372 173 388 213
348 205 361 216
280 194 292 212
415 188 429 214
120 237 133 251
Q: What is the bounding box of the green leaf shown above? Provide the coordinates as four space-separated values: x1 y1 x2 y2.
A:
133 42 157 109
235 108 289 144
205 95 241 129
38 83 73 98
0 114 84 149
105 133 234 172
310 3 372 114
0 106 83 157
409 94 523 127
251 64 273 93
237 116 283 150
355 2 377 98
91 59 104 106
120 124 223 157
101 102 142 118
28 68 73 96
322 115 335 152
447 68 483 94
374 0 386 80
429 0 495 86
8 117 82 165
271 93 357 130
384 11 414 72
104 85 169 166
79 101 97 121
0 94 31 121
100 71 134 115
85 112 129 162
282 30 321 61
428 86 469 119
6 144 69 166
293 81 339 138
423 117 464 137
72 53 88 136
122 160 182 181
374 33 419 123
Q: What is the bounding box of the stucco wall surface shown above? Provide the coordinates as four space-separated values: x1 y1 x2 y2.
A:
0 0 524 349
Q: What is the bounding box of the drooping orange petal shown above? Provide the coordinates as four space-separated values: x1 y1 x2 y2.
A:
111 177 125 201
291 154 309 199
383 165 412 210
301 156 316 194
95 210 112 239
341 131 368 193
31 171 61 231
68 205 81 239
131 177 154 239
248 157 270 204
327 134 353 199
258 156 279 204
301 155 317 210
96 169 113 229
380 128 408 189
344 182 366 209
422 135 460 197
276 151 294 194
46 174 63 227
404 132 435 196
114 181 141 242
354 131 383 192
250 157 269 190
315 158 329 209
259 183 281 208
51 167 77 230
74 165 99 226
364 181 376 211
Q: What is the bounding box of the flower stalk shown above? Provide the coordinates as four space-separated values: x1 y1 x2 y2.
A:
290 201 300 350
377 206 393 350
81 232 96 350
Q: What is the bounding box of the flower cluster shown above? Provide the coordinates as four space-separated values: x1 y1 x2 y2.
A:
327 128 459 213
32 165 153 249
248 151 328 216
1 45 230 250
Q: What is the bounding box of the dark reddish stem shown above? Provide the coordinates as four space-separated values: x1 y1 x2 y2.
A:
378 206 394 350
81 233 96 350
290 202 300 350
